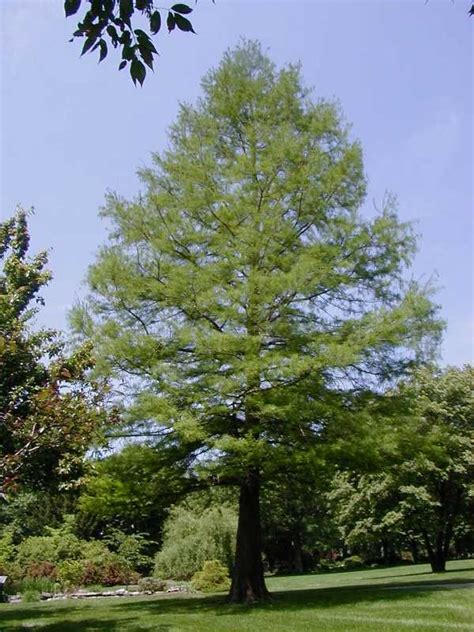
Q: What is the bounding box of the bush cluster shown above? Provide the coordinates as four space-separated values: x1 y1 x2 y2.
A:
0 522 150 593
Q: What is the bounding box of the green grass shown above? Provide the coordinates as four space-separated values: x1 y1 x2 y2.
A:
1 560 473 631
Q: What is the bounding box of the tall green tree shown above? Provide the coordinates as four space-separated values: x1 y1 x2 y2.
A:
0 209 107 494
73 42 440 602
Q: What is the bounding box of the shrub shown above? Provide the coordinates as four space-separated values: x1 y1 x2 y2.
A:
104 529 154 574
138 577 167 592
191 560 231 593
25 561 57 580
21 590 42 602
57 560 85 590
81 560 105 586
343 555 365 569
0 528 16 566
101 561 134 586
16 577 57 594
16 531 83 569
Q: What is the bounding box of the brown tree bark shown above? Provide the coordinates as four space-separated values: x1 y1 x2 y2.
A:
229 469 270 603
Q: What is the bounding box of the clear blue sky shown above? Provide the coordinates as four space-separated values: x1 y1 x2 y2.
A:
1 0 472 365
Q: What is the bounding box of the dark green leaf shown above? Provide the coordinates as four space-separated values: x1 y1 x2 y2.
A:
140 46 154 70
99 40 108 63
122 43 136 61
106 25 119 43
140 37 157 54
135 0 148 10
130 58 146 86
81 34 99 56
120 30 132 45
171 3 192 14
150 11 161 34
173 13 195 33
134 29 148 40
167 12 176 32
119 0 134 25
64 0 82 17
119 60 127 70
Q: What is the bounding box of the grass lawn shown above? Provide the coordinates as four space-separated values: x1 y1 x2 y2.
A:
0 560 473 631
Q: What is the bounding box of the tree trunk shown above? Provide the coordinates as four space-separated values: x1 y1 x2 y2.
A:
292 531 304 573
422 529 447 573
229 470 270 603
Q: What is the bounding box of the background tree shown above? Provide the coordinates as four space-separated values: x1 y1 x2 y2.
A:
0 209 107 494
329 366 474 572
77 442 190 542
72 41 441 602
261 454 337 573
394 366 474 572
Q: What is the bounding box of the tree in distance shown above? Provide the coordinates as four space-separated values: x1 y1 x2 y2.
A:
329 366 474 573
72 41 441 602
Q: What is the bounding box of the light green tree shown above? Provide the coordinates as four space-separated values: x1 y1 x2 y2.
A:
72 41 440 601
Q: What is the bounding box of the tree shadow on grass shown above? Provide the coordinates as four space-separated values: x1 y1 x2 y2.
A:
105 577 474 617
369 568 474 581
0 578 471 629
1 619 172 632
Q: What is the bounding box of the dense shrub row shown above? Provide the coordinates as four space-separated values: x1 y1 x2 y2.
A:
0 522 150 592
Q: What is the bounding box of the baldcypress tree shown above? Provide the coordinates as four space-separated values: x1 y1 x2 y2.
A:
73 42 441 602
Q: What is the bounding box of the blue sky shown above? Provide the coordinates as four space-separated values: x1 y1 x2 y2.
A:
1 0 472 365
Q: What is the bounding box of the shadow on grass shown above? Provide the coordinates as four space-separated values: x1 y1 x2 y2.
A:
0 578 472 630
117 578 472 615
1 619 171 632
369 567 474 581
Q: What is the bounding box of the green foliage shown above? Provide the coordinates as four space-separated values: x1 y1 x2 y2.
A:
343 555 364 569
0 527 15 566
20 589 41 602
154 498 237 580
103 528 154 574
72 42 441 596
0 209 108 494
77 444 187 542
57 559 85 590
15 529 83 570
329 366 474 571
0 491 76 541
74 38 440 492
260 454 340 573
137 576 167 592
191 559 231 593
65 0 197 84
